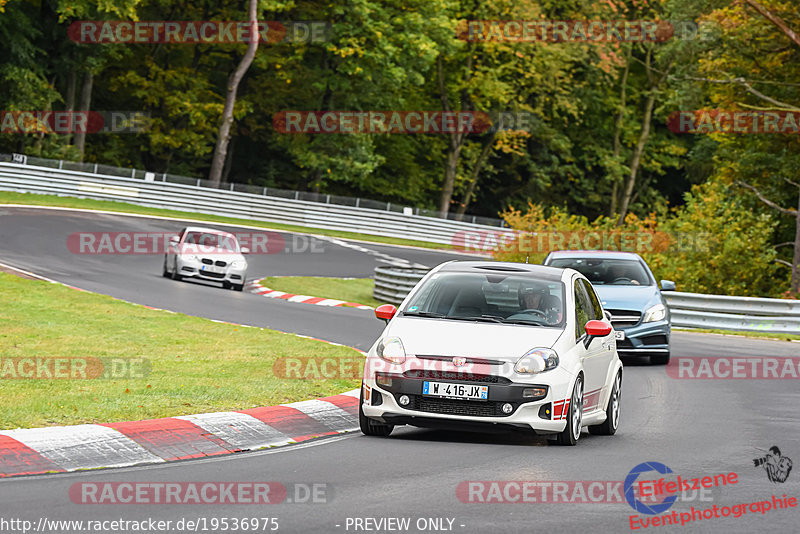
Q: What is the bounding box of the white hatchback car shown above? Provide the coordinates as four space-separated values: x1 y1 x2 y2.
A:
360 261 622 445
162 226 249 291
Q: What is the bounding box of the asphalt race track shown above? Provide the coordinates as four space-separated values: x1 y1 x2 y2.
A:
1 206 798 533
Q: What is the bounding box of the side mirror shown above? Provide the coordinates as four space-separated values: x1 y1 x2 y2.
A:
660 280 676 291
604 310 612 322
240 247 250 254
375 304 398 323
585 320 612 337
169 236 179 244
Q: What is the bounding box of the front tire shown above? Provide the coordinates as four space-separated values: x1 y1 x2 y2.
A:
162 258 170 278
359 383 393 437
170 260 182 281
555 375 583 446
589 371 621 436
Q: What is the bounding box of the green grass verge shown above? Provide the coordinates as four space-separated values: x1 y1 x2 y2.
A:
260 276 384 308
0 191 450 251
0 272 362 429
674 327 800 342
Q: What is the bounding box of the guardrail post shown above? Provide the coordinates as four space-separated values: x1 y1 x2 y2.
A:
93 163 98 174
162 173 167 181
356 198 360 208
196 179 201 186
294 191 299 200
58 160 63 169
131 168 135 178
326 194 330 204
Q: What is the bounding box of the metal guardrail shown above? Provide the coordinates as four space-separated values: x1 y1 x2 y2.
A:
0 161 517 246
372 266 800 334
0 153 508 227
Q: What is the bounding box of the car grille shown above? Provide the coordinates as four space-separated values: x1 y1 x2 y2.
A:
606 309 641 328
416 355 505 366
403 370 510 384
407 395 514 417
199 271 225 279
199 258 227 267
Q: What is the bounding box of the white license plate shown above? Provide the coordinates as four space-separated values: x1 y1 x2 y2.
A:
201 264 224 274
614 330 625 340
422 381 488 400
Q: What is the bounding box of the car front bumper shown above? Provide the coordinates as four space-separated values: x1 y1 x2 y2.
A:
177 257 246 284
361 372 574 435
614 319 670 355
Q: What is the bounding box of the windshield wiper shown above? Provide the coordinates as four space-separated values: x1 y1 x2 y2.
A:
448 315 505 323
402 311 446 318
503 319 546 326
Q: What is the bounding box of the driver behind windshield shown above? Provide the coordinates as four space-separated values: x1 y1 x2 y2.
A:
517 286 562 324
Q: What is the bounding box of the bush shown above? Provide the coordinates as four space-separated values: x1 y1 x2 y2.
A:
495 181 786 297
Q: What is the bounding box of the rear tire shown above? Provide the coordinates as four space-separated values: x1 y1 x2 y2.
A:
650 352 670 365
589 371 621 436
359 383 393 437
555 375 583 446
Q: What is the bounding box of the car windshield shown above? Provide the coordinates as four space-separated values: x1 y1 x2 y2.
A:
548 258 652 286
402 272 565 327
183 231 239 252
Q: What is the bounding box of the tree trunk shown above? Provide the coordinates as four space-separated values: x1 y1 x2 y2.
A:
436 54 470 217
65 70 76 145
609 45 631 216
73 70 93 160
793 187 800 292
208 0 259 186
456 130 496 219
616 92 655 225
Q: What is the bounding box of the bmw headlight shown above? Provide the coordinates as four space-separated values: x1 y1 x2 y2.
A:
230 260 247 269
376 337 406 365
185 254 200 262
514 348 559 374
643 303 667 323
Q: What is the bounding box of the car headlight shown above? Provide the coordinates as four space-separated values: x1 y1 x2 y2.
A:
376 337 406 365
643 303 667 323
230 260 247 269
514 348 559 374
184 254 200 262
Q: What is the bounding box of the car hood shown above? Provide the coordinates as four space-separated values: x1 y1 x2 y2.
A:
383 317 565 360
592 285 662 311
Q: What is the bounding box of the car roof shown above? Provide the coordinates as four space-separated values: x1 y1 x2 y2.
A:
547 250 644 261
437 261 566 282
182 226 235 237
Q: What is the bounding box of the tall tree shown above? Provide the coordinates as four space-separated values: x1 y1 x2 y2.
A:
208 0 260 186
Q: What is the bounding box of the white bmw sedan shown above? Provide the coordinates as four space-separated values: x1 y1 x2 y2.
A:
162 226 249 291
360 261 622 445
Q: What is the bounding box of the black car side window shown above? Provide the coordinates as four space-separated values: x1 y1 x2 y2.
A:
581 279 604 320
574 279 594 339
